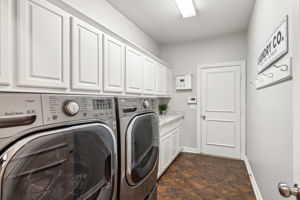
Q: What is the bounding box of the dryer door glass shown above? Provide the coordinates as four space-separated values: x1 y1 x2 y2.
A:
1 123 117 200
127 113 159 184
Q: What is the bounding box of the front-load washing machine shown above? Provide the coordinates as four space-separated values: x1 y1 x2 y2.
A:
0 93 118 200
116 97 159 200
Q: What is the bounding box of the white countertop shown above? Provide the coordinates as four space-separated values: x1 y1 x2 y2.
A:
159 114 184 126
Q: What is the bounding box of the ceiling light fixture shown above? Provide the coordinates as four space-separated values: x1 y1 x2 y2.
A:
174 0 196 18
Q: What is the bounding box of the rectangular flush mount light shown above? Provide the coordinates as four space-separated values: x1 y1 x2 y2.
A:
174 0 196 18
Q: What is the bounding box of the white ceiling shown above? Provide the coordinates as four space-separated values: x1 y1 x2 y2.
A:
106 0 255 45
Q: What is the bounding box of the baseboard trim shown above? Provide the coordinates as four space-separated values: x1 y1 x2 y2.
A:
244 156 263 200
182 147 199 154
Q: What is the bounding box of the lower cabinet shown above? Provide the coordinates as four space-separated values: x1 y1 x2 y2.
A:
158 120 183 178
159 135 170 175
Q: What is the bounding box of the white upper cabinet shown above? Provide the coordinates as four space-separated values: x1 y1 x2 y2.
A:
155 64 164 95
104 35 125 93
125 46 143 94
10 0 172 95
143 57 155 95
71 17 103 91
156 64 172 96
0 0 10 85
168 68 172 96
18 0 70 89
163 67 169 95
164 67 172 96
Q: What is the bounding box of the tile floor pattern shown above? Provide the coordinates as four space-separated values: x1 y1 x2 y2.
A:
157 153 256 200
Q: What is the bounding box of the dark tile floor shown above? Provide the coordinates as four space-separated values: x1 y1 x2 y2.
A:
157 153 256 200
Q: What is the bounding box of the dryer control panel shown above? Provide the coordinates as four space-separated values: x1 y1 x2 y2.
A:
116 97 158 118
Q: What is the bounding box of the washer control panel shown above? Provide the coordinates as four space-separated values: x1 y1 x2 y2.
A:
42 94 116 126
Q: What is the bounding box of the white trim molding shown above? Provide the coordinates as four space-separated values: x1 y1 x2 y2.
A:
244 156 264 200
196 61 246 158
182 147 199 154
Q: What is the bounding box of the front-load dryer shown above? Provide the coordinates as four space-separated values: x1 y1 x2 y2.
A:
0 93 118 200
116 97 159 200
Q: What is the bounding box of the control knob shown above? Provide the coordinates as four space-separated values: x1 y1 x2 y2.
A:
63 101 80 116
143 100 150 109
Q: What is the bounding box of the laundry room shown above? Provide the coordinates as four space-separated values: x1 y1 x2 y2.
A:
0 0 299 199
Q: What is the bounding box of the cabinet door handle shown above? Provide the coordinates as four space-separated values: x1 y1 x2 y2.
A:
0 114 37 128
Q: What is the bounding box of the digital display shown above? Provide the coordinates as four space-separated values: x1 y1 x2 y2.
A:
93 99 112 110
180 79 185 82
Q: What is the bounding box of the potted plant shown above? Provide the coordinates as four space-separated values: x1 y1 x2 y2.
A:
159 104 168 115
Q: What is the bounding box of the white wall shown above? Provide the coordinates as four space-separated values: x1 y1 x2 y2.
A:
160 32 247 150
247 0 295 199
49 0 160 56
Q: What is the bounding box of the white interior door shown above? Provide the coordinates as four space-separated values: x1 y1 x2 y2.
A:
201 65 241 159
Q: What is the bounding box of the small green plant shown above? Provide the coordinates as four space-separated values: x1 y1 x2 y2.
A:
159 104 168 111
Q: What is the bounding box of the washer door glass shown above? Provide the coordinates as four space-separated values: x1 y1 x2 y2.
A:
127 113 159 185
1 123 117 200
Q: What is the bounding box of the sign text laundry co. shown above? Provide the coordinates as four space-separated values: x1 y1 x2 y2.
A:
257 16 288 73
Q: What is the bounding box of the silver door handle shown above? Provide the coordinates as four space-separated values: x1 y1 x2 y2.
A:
0 114 37 128
278 182 300 199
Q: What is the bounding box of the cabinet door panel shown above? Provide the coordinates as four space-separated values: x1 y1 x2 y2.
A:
161 136 170 171
167 69 172 96
158 138 163 176
155 64 164 95
163 67 168 94
169 132 177 160
18 0 70 88
143 57 155 95
162 67 172 96
0 0 9 85
176 129 180 153
125 47 143 94
104 35 124 93
71 17 103 91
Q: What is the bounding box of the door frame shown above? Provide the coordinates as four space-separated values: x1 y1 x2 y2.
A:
196 61 246 159
293 0 300 183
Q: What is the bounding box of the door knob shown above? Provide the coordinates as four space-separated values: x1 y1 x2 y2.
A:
278 182 300 199
202 115 206 120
